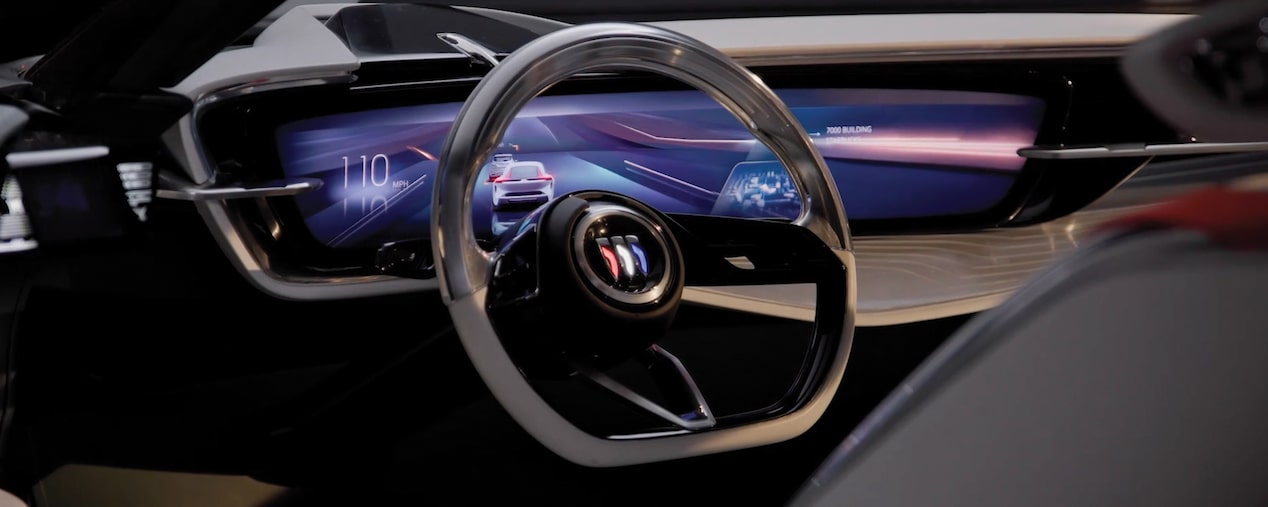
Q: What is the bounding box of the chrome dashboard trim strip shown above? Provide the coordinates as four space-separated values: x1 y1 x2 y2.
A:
356 53 488 63
349 76 483 91
1019 140 1268 159
194 75 356 110
156 174 322 201
5 146 109 169
733 45 1127 67
437 33 502 67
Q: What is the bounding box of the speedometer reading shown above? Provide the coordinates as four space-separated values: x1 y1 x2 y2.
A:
342 154 390 189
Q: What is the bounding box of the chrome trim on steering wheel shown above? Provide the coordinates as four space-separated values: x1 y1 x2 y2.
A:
432 21 853 303
578 345 717 431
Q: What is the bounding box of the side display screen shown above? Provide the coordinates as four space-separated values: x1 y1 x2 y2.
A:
276 88 1045 248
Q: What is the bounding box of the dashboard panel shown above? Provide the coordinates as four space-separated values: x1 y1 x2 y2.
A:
189 56 1169 307
174 5 1184 320
274 88 1044 249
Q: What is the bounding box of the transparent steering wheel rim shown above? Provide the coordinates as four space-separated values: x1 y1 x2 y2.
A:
432 22 856 467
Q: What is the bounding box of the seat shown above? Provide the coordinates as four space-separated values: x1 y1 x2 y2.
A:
791 178 1268 507
0 488 26 507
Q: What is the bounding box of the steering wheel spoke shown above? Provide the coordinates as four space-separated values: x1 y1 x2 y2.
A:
667 213 844 287
577 344 716 432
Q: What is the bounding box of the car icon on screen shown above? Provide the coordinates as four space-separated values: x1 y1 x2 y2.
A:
487 153 517 182
492 161 554 209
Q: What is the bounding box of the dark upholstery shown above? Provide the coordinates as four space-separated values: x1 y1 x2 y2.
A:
794 189 1268 507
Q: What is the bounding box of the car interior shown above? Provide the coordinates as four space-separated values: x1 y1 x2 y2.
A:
0 0 1264 505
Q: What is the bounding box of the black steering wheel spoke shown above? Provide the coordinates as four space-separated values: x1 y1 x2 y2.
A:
485 216 546 310
666 213 845 287
575 344 716 432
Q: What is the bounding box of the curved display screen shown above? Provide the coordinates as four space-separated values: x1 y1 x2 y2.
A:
276 88 1044 249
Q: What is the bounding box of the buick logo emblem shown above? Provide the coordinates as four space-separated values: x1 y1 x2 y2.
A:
573 203 673 306
593 235 650 290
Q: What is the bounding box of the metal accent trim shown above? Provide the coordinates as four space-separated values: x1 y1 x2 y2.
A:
437 33 502 67
5 146 109 169
577 345 717 432
155 174 322 201
1019 141 1268 160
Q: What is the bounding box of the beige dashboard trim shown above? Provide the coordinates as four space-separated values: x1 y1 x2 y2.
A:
655 13 1187 63
685 204 1155 326
684 162 1225 327
732 46 1126 66
684 286 1011 327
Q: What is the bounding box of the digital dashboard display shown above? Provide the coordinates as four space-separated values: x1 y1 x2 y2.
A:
276 89 1045 249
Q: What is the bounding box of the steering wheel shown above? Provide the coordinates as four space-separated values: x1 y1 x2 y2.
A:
432 22 856 467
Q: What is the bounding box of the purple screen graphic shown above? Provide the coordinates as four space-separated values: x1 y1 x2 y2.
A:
276 88 1045 248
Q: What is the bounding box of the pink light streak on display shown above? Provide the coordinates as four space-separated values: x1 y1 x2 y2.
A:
810 131 1035 171
597 119 1034 172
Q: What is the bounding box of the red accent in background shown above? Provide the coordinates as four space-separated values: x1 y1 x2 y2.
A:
1101 187 1268 250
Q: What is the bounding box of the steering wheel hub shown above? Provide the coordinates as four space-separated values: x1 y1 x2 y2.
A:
496 193 684 370
573 202 674 306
